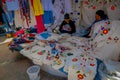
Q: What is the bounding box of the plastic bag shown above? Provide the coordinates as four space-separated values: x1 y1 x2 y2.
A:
98 60 120 80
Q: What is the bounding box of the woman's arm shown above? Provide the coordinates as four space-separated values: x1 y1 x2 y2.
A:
69 20 76 33
59 21 67 32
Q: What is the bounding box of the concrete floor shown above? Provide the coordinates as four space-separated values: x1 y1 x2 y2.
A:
0 36 67 80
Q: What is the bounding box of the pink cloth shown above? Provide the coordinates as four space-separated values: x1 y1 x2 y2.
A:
35 15 45 33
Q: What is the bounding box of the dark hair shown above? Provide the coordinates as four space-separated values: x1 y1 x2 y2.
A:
96 10 108 19
64 13 70 19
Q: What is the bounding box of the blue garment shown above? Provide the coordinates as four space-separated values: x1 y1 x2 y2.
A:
6 0 19 11
40 32 52 39
43 11 54 24
5 11 14 23
36 32 52 40
94 59 103 80
2 13 10 31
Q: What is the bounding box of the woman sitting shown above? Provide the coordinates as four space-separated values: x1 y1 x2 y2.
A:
59 13 76 34
80 10 108 38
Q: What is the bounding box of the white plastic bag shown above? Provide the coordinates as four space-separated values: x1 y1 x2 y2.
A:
99 60 120 80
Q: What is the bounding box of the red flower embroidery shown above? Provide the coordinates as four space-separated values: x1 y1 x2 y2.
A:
72 58 78 62
90 63 95 66
111 5 115 10
26 47 29 50
38 52 42 55
103 29 108 34
92 6 96 10
84 1 89 5
108 37 112 40
78 74 84 79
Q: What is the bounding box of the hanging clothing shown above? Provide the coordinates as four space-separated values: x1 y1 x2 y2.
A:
0 5 4 23
5 0 19 11
2 3 14 23
31 0 45 33
35 15 45 33
14 10 24 28
19 0 31 27
41 0 54 24
52 0 65 29
41 0 53 11
70 0 82 27
43 11 54 24
107 5 120 20
64 0 72 13
31 0 44 16
28 0 36 27
14 9 36 28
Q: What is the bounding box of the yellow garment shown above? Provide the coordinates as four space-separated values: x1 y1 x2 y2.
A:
33 0 44 16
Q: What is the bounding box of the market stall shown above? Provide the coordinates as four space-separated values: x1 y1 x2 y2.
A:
1 0 120 80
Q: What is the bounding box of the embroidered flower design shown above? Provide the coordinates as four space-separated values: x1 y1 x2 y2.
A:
26 47 30 50
92 5 96 9
108 37 112 40
72 58 78 62
114 36 119 43
84 1 89 5
90 63 95 66
106 37 112 44
100 21 111 36
103 29 108 34
111 5 115 10
82 58 87 62
78 74 84 79
38 51 42 55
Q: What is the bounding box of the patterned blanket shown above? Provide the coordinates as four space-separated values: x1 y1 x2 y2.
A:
20 20 120 80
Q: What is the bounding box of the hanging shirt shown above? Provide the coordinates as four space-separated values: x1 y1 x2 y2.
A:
70 0 82 27
2 3 14 23
43 11 54 24
5 0 19 11
64 0 72 13
35 15 45 33
32 0 44 16
41 0 53 11
52 0 65 28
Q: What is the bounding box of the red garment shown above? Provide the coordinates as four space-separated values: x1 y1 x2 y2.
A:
30 0 45 33
2 0 5 3
35 15 45 33
30 0 33 7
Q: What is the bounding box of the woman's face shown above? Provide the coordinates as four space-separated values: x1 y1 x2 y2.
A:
95 14 101 21
65 19 70 23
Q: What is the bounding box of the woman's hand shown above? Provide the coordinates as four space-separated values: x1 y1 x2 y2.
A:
68 27 72 31
62 26 65 29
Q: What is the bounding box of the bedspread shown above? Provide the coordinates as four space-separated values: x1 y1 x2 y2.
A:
20 33 97 80
20 20 120 80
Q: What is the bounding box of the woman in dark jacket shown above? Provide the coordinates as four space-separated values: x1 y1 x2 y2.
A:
59 13 76 34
